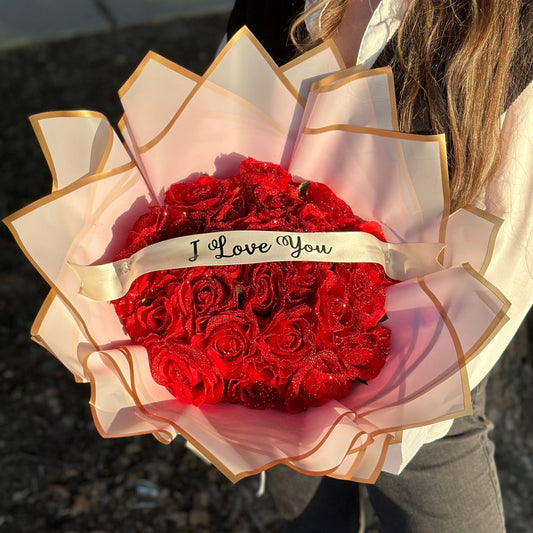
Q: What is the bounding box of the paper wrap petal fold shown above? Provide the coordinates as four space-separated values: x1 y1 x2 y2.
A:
4 28 510 483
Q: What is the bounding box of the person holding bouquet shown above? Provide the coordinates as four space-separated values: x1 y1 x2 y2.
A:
226 0 533 531
6 1 532 531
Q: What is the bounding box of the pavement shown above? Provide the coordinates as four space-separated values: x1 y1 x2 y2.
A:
0 0 233 50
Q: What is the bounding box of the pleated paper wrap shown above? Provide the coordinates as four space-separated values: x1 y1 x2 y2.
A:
4 29 510 483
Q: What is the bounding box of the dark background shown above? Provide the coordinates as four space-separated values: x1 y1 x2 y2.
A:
0 11 531 533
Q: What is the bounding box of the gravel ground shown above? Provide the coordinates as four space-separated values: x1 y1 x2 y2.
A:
0 12 531 533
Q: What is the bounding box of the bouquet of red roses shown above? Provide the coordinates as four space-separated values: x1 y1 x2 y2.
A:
4 28 510 483
112 157 392 413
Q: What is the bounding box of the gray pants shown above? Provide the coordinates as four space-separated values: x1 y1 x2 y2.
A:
272 380 505 532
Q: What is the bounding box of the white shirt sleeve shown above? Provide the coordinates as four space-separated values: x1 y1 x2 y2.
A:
466 79 533 388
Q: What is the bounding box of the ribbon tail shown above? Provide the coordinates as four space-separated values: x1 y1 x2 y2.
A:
385 242 445 280
70 261 127 301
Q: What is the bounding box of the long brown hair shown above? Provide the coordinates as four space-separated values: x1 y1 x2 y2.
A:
291 0 524 210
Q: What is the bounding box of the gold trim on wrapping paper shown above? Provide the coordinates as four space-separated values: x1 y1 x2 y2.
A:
301 124 449 244
117 115 155 197
133 78 200 154
32 334 88 383
392 134 427 242
118 50 201 99
418 275 467 366
3 161 136 223
329 41 347 72
348 270 476 424
31 293 63 352
354 382 472 443
336 444 367 478
326 433 394 483
355 403 472 450
31 289 87 383
30 111 117 192
95 122 115 175
118 115 134 154
349 374 473 442
114 346 183 437
309 64 365 91
117 115 147 176
351 434 394 484
224 423 367 465
204 27 304 106
391 430 403 444
308 67 399 132
235 429 369 481
127 27 304 154
460 206 503 276
281 38 346 73
420 265 511 365
85 344 381 483
31 288 57 337
85 329 478 484
118 51 203 160
437 138 451 244
461 263 511 363
302 123 446 145
32 331 90 383
8 217 102 352
3 162 138 355
84 349 178 441
206 83 293 138
136 79 294 154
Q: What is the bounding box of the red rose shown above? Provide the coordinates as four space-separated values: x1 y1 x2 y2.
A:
255 305 317 377
284 351 352 413
115 205 205 259
226 365 282 409
211 186 253 227
175 267 239 332
346 264 387 330
285 261 331 304
224 264 249 284
315 269 362 346
316 265 386 346
251 180 302 219
297 202 336 232
115 207 169 258
165 175 234 221
229 379 282 410
114 271 187 342
245 263 288 318
245 214 298 231
305 181 357 230
149 341 224 405
125 295 173 343
235 157 292 188
339 326 391 381
357 220 386 241
191 311 258 379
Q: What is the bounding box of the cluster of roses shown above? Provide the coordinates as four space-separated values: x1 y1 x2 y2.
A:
113 158 392 412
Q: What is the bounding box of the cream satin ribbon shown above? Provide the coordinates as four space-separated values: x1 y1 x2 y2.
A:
70 230 444 301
